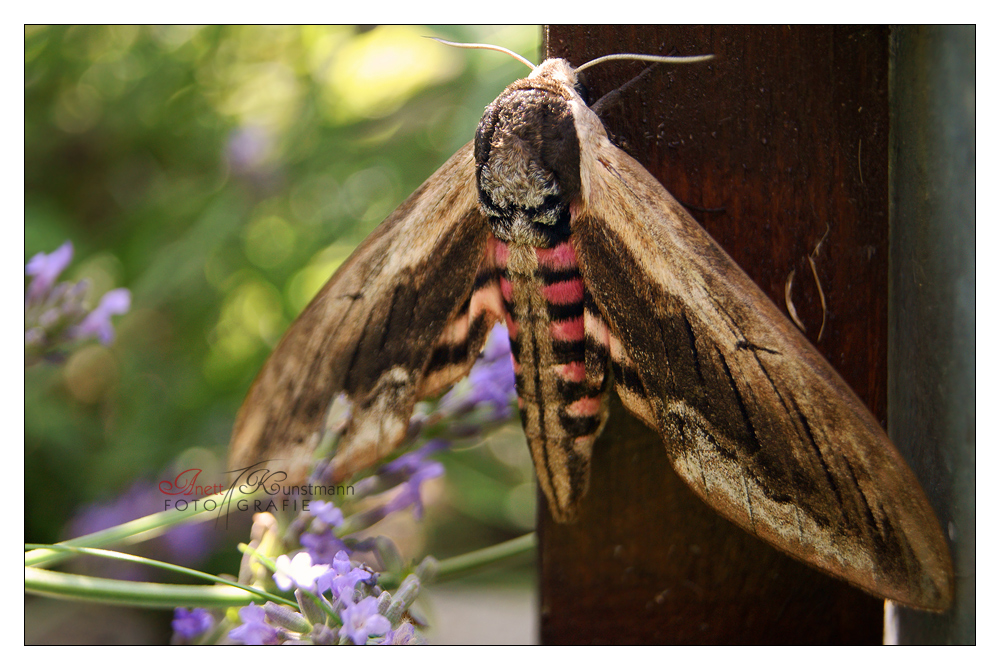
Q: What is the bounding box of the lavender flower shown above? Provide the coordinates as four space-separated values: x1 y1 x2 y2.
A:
339 596 391 645
347 443 446 528
300 530 348 565
474 323 518 402
24 240 131 364
220 541 415 644
439 324 517 420
229 603 280 645
172 607 214 642
310 500 344 527
316 550 372 605
70 287 131 344
380 438 449 477
382 459 444 520
25 241 74 304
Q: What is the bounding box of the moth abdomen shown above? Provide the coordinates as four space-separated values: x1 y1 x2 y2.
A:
492 235 610 520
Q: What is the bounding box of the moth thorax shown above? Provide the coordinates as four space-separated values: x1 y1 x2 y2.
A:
474 86 581 248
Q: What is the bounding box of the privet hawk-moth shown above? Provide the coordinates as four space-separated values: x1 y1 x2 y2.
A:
228 48 953 611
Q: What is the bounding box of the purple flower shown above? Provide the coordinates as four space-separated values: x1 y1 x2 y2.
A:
25 241 73 304
440 324 517 420
383 459 444 520
468 326 518 415
347 439 448 527
272 552 331 592
384 439 448 519
350 444 446 528
25 241 132 363
300 530 348 565
229 603 280 645
172 607 214 641
316 550 372 605
339 596 391 645
380 438 449 476
311 500 344 527
70 287 131 345
483 322 514 362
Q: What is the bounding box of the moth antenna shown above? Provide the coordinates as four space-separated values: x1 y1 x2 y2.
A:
575 52 713 73
427 37 536 70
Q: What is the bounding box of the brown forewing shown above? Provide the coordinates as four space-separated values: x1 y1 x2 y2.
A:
570 134 953 611
229 143 500 483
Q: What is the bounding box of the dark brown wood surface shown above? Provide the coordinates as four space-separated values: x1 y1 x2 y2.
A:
539 25 889 644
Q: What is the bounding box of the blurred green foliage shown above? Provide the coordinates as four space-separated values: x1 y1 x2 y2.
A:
24 25 542 563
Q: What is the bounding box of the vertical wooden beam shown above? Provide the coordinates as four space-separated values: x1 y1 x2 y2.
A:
539 25 888 644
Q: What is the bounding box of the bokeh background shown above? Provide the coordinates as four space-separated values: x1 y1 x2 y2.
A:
25 24 542 643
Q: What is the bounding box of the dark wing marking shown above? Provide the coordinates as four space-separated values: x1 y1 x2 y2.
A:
570 132 953 611
229 143 502 483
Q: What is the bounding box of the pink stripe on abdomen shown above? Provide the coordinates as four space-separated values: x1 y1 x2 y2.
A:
550 315 584 341
541 279 585 304
535 241 578 270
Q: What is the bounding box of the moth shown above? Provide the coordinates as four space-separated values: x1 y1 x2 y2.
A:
229 44 953 611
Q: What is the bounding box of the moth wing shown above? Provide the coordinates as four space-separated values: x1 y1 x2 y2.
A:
229 142 503 483
571 139 953 610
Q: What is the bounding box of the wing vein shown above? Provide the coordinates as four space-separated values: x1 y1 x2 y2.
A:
714 345 763 455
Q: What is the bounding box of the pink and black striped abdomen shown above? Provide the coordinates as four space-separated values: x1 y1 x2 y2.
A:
495 237 611 520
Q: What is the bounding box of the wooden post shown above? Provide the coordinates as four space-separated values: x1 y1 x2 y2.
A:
539 25 889 644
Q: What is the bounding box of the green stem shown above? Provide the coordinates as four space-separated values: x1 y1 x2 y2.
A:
435 532 536 581
24 544 295 608
379 532 536 590
25 567 258 609
24 486 264 569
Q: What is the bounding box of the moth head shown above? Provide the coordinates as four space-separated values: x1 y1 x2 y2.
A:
472 61 583 246
431 39 712 247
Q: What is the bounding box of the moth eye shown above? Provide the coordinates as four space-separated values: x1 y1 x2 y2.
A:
574 79 589 102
